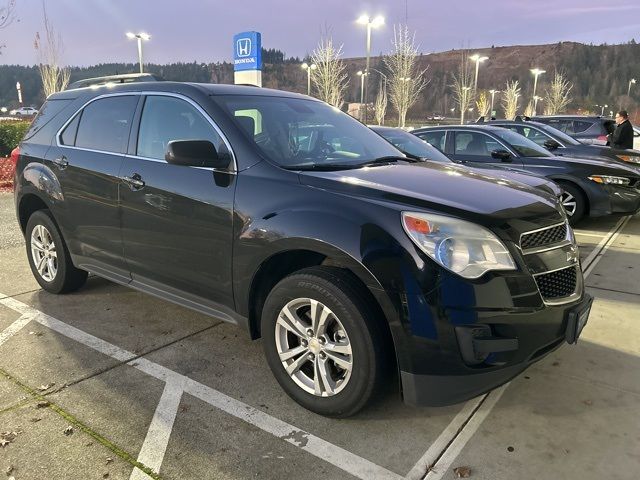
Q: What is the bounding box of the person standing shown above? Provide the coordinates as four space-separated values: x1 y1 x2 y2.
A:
608 110 634 149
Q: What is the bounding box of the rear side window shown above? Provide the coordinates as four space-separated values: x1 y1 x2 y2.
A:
571 120 593 134
75 96 138 153
416 130 446 151
60 114 80 146
23 98 73 140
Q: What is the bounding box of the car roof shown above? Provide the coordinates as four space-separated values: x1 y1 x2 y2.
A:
486 120 552 128
413 124 506 133
533 115 605 120
369 126 404 133
49 81 316 102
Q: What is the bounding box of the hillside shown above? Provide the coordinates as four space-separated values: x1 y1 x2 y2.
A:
1 40 639 120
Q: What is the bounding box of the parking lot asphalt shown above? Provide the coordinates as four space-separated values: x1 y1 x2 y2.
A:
0 192 638 480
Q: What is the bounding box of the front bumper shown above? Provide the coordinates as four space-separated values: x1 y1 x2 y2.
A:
587 183 640 217
400 293 593 406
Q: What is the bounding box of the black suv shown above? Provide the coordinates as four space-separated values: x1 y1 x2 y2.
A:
531 115 615 146
14 83 592 416
413 125 640 225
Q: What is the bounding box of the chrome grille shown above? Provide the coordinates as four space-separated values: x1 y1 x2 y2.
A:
534 266 578 300
520 223 567 250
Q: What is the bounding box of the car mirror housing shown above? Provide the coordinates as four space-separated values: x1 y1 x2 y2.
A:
165 140 231 169
491 149 512 162
544 139 561 150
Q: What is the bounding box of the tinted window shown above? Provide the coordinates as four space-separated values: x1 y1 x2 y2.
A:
137 95 226 161
375 129 451 163
492 129 552 157
75 96 138 153
520 126 552 147
416 130 446 152
23 99 72 140
60 114 80 146
213 95 399 169
571 120 593 134
454 132 502 156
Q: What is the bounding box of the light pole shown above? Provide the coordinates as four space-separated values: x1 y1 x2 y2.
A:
533 95 543 114
301 63 317 96
356 14 384 124
489 89 499 117
601 104 608 116
461 86 471 125
357 71 368 121
530 68 545 108
628 78 637 97
469 54 488 93
126 32 151 73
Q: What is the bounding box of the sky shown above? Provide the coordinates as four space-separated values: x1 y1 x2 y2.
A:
1 0 640 66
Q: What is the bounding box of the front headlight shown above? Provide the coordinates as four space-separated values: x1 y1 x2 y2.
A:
588 175 630 186
402 212 517 279
616 155 640 164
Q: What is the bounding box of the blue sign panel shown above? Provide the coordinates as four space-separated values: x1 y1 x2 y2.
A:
233 31 262 71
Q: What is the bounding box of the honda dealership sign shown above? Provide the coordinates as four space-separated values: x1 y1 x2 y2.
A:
233 31 262 86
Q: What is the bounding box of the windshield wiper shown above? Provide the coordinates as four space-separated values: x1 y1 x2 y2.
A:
283 163 361 171
358 155 420 167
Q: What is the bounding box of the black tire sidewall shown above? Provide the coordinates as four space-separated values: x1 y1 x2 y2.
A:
262 271 379 417
25 210 78 294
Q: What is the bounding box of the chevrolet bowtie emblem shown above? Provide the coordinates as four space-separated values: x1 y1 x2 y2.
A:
566 246 578 264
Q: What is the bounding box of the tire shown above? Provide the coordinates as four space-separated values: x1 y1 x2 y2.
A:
558 182 586 226
25 210 87 294
261 266 387 417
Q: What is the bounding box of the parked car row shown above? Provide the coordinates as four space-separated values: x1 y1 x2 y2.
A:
8 106 39 116
14 80 594 416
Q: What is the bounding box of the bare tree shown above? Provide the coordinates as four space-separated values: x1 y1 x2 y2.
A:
384 25 428 128
0 0 16 54
310 36 348 108
34 2 70 96
524 100 535 117
373 78 388 125
450 50 473 124
502 80 521 120
544 72 573 115
476 91 490 118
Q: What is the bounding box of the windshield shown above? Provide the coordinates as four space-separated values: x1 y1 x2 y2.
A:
537 123 581 145
492 129 553 157
373 128 452 163
213 95 401 169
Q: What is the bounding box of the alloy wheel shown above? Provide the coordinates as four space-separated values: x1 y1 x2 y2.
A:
30 224 58 282
275 298 353 397
561 191 577 216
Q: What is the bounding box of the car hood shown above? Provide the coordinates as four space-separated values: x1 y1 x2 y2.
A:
462 163 561 196
299 161 562 225
540 154 640 176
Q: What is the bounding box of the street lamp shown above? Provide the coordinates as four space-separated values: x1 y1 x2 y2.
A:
356 71 368 121
602 104 608 116
628 78 637 97
469 54 488 93
356 14 384 123
301 63 317 96
530 68 546 108
533 95 543 114
489 89 499 117
126 32 151 73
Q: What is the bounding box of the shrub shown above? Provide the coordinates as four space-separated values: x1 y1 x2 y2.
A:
0 121 31 157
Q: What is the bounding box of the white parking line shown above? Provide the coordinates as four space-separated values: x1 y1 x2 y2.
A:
582 216 632 278
130 381 184 480
0 295 402 480
0 312 35 347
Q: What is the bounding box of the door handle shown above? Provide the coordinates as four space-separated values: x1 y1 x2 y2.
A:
52 156 68 170
122 173 145 190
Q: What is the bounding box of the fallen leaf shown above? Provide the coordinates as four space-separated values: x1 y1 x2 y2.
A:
35 401 50 409
29 417 41 423
63 426 74 436
552 361 560 367
105 457 113 465
6 465 14 475
38 383 55 391
582 400 593 406
453 466 471 478
103 473 109 479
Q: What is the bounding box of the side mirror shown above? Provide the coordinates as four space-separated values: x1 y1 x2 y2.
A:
491 149 512 162
544 139 561 150
165 140 231 169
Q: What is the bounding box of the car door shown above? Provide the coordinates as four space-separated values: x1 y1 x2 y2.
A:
449 131 521 168
46 94 139 281
119 93 236 309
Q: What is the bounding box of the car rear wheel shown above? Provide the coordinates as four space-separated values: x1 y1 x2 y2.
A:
261 267 387 417
558 182 586 225
26 210 87 294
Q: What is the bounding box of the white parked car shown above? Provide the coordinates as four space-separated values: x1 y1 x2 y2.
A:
10 106 38 116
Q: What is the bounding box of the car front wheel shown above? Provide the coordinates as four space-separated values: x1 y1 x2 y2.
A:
559 182 586 225
261 267 387 417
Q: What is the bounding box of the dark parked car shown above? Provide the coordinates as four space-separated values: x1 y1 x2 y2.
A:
482 118 640 166
66 73 163 90
531 115 615 146
14 83 592 416
413 125 640 225
371 126 563 198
